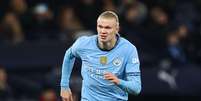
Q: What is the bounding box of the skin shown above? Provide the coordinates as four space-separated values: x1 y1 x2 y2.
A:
60 89 73 101
97 17 119 50
61 16 120 101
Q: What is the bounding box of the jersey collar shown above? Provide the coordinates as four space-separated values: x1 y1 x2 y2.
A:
96 33 120 51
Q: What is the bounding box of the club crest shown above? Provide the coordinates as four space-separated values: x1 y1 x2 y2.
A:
113 57 122 67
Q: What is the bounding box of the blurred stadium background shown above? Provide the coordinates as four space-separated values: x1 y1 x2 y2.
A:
0 0 201 101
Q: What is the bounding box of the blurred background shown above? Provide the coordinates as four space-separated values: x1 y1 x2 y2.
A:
0 0 201 101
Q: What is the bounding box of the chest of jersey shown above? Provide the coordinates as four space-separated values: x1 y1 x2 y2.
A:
80 47 127 77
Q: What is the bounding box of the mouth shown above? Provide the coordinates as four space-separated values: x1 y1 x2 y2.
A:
100 34 107 40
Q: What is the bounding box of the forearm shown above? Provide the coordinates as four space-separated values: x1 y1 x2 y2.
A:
118 77 141 95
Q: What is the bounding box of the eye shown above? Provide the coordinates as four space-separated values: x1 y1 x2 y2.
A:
105 26 112 29
98 25 103 28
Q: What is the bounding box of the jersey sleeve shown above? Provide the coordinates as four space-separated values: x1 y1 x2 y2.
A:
60 38 81 90
118 46 141 95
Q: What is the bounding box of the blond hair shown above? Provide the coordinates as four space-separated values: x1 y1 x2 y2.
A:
98 11 119 26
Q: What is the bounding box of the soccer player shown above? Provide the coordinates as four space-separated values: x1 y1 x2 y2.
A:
60 11 141 101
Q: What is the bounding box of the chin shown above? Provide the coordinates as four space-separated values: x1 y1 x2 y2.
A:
100 39 108 43
98 38 106 42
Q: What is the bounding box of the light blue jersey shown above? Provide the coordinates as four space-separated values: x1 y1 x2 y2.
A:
61 35 141 101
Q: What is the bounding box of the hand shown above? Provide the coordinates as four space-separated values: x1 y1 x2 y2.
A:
60 89 73 101
104 72 120 85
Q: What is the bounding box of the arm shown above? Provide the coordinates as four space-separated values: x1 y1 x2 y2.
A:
60 37 82 90
60 38 80 101
119 46 141 95
104 46 141 95
104 70 141 95
60 47 76 90
118 66 141 95
60 47 76 101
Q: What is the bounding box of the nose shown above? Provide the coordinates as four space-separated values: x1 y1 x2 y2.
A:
100 28 106 34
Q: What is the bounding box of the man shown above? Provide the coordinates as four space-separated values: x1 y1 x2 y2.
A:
60 11 141 101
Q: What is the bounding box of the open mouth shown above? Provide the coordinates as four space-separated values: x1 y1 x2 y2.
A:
100 34 107 40
100 35 106 39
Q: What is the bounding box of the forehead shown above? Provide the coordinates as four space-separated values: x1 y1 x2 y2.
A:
97 17 117 26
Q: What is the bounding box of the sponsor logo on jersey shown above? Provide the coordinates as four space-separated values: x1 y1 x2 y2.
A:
132 58 139 64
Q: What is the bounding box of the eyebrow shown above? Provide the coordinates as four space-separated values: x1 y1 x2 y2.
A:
98 25 112 29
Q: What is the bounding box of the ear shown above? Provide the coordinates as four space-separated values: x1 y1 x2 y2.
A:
116 25 120 33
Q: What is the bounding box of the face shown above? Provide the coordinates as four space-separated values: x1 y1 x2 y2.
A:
97 17 119 43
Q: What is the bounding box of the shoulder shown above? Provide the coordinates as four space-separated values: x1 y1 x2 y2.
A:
76 35 92 41
119 37 139 58
73 35 96 48
119 37 137 50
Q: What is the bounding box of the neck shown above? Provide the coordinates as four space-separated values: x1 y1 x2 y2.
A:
98 37 117 51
